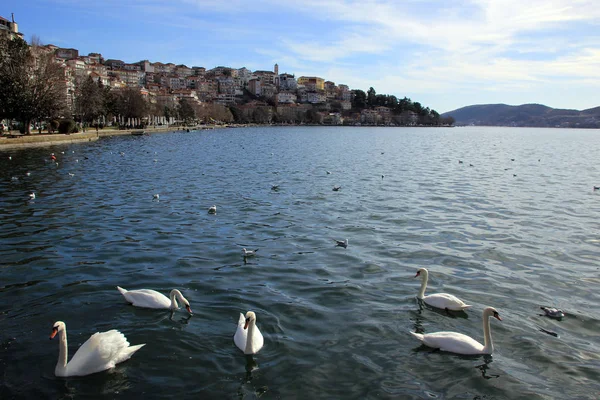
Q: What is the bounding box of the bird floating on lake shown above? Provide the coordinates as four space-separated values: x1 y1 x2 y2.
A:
153 194 160 200
271 185 279 191
540 306 564 319
234 311 264 355
415 268 471 311
68 173 75 177
242 248 258 257
332 186 341 191
594 186 600 191
11 176 18 181
26 172 31 176
29 192 36 200
410 307 502 355
458 160 463 164
333 238 348 248
50 321 145 377
117 286 193 314
8 156 12 160
208 205 217 214
326 170 331 174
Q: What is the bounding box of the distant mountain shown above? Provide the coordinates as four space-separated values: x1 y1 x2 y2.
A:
441 103 600 128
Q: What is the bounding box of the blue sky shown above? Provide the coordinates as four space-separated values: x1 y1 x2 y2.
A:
3 0 600 113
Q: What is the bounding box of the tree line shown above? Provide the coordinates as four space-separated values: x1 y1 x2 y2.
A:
351 87 454 126
0 36 209 133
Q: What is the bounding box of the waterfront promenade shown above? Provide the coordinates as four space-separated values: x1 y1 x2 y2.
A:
0 125 225 150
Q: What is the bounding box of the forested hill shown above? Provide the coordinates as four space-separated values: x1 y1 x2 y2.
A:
441 104 600 128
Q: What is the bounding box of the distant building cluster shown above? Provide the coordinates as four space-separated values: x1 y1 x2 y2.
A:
1 14 420 126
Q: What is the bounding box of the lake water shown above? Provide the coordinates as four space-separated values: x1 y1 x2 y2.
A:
1 126 599 399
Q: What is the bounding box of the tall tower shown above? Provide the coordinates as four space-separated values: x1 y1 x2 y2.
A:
274 63 280 88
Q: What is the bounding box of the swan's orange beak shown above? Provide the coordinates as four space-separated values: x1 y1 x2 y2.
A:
414 271 420 277
50 327 58 339
186 305 193 314
495 314 502 321
244 319 250 330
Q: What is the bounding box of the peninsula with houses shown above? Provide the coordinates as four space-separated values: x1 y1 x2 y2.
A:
0 13 451 136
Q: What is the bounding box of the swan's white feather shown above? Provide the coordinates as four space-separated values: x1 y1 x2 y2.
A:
423 293 472 310
63 330 144 376
234 313 264 354
411 331 484 355
117 286 171 308
52 323 145 377
233 313 247 352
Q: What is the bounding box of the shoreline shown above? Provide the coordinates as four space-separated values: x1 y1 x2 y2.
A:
0 125 226 150
0 123 455 151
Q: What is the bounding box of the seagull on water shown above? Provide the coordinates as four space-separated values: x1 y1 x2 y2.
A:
208 205 217 214
541 306 564 319
333 238 348 248
271 185 279 191
326 171 332 175
26 172 31 176
153 194 160 200
332 186 341 191
242 248 258 257
29 192 36 200
68 173 75 177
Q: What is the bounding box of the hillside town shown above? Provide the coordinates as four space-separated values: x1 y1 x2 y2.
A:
1 13 449 129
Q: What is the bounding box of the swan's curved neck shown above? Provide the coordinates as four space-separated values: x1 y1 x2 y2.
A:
418 271 428 299
56 329 68 374
169 291 179 309
245 321 255 354
482 314 493 353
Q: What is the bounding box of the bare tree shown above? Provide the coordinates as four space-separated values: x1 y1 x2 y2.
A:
0 35 66 134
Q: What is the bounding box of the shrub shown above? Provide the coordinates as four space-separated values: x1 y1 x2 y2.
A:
50 119 60 132
58 119 77 134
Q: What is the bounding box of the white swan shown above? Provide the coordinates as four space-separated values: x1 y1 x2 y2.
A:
117 286 193 314
208 205 217 214
415 268 471 311
410 307 502 355
234 311 264 354
50 321 145 377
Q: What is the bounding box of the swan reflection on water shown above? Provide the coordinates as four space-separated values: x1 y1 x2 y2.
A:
169 310 193 324
474 356 500 380
416 298 469 319
237 355 269 398
49 365 133 398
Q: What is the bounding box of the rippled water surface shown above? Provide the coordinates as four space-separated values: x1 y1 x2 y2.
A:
1 126 600 399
